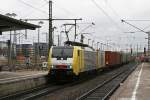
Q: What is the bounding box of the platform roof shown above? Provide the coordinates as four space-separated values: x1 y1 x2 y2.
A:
0 14 40 32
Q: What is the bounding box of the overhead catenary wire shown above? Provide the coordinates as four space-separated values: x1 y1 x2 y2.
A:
104 0 121 20
43 0 49 3
143 24 150 30
91 0 124 32
17 0 48 15
121 20 147 34
123 19 150 31
125 20 150 21
101 1 142 48
21 1 49 18
55 5 77 17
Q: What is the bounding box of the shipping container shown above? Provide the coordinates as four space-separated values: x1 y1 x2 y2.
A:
105 51 112 66
105 51 122 67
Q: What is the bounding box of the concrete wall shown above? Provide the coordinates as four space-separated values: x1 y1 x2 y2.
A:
0 75 48 97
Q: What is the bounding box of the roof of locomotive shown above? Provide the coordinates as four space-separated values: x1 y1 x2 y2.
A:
52 45 95 52
64 41 88 47
52 46 74 49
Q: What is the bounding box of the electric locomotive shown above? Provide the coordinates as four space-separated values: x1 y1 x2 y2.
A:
47 44 99 79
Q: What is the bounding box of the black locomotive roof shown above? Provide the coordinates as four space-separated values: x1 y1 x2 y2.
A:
53 46 73 49
64 41 88 47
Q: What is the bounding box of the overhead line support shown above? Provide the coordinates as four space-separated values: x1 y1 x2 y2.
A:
121 19 150 54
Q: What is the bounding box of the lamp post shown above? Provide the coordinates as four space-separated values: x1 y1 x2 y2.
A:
100 43 103 51
92 40 94 48
88 39 91 45
102 43 107 51
38 21 44 45
97 42 100 50
37 21 43 67
106 39 112 51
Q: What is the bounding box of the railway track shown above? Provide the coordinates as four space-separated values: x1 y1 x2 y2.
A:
0 76 92 100
0 82 45 100
0 63 138 100
0 78 75 100
76 63 138 100
35 63 138 100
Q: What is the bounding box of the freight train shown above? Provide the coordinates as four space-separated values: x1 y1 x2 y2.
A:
47 44 135 80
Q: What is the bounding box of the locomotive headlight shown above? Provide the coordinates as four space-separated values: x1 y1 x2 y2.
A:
51 65 54 69
70 65 72 69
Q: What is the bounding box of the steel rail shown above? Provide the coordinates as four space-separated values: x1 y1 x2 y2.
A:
0 75 93 100
77 63 138 100
0 82 53 100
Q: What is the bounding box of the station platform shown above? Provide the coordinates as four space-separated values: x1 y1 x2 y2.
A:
0 70 48 97
0 70 48 80
110 62 150 100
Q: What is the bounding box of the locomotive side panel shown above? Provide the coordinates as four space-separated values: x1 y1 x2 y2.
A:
97 50 105 68
84 51 97 71
73 48 84 75
101 51 105 67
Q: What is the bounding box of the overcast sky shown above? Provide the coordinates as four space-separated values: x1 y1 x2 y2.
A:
0 0 150 51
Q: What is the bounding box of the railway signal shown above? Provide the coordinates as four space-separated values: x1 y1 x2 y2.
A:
144 47 146 55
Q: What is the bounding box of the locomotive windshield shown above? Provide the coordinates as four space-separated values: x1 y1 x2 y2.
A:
52 46 73 58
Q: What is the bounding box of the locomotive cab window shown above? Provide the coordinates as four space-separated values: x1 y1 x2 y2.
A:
52 46 73 59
